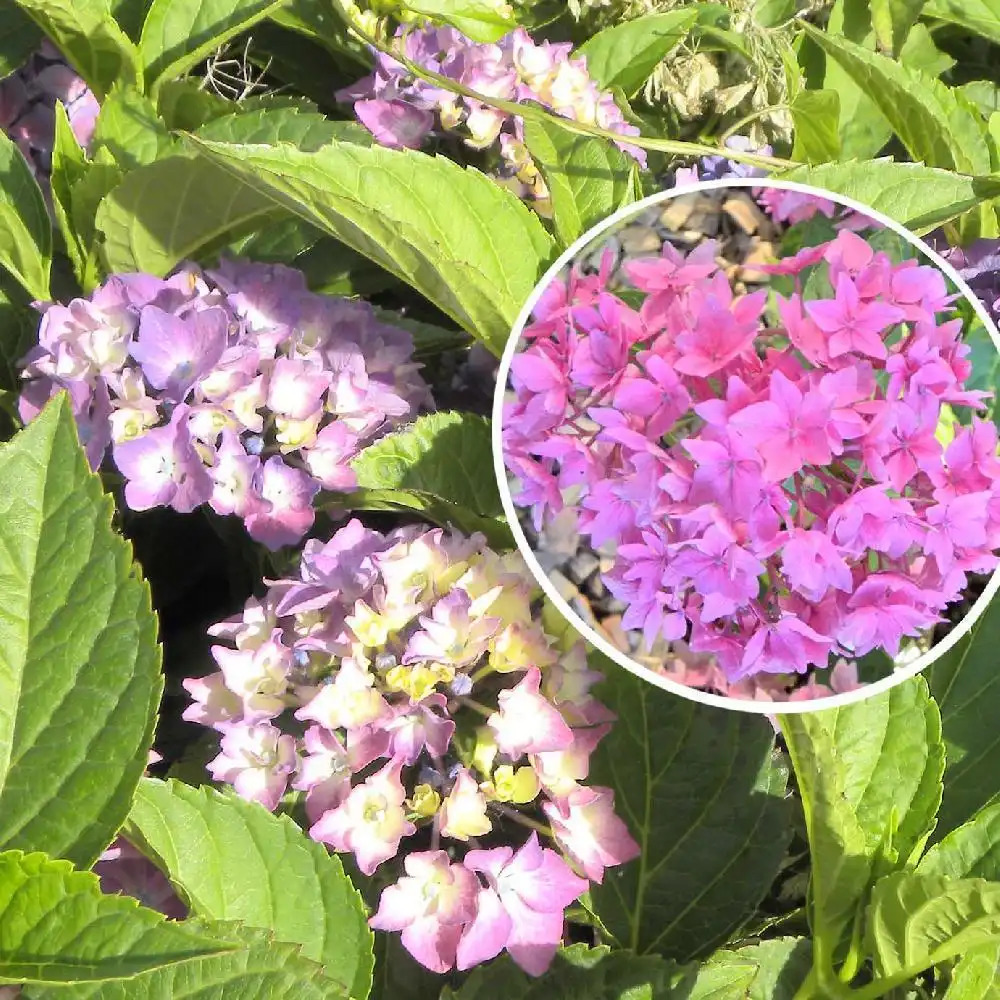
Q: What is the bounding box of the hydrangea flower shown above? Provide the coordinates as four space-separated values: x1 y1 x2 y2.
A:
339 25 643 211
504 197 1000 693
19 259 430 548
183 522 639 974
1 41 97 183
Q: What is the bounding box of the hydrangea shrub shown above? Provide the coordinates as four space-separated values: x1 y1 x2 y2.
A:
503 191 1000 692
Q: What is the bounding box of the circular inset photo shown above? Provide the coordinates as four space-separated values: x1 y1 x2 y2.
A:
494 179 1000 711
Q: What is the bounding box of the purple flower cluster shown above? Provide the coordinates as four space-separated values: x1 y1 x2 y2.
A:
338 25 644 207
504 200 1000 686
674 135 772 186
183 520 639 974
941 241 1000 326
20 259 430 548
1 41 97 179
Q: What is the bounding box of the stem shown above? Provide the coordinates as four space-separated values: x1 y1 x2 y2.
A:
494 803 553 837
458 696 494 718
343 19 798 172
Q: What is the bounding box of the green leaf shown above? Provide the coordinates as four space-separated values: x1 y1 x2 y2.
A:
9 0 139 99
0 128 51 302
778 160 1000 234
919 803 1000 881
402 0 517 43
790 90 840 163
138 0 288 95
928 596 1000 838
0 850 232 983
923 0 1000 46
523 115 636 248
800 23 992 175
90 84 176 170
124 778 374 1000
733 938 812 1000
941 941 1000 1000
790 90 841 164
156 80 232 130
194 107 372 148
183 136 555 355
589 670 791 960
780 677 944 973
754 0 795 28
351 411 500 518
95 154 273 275
870 0 926 54
0 395 162 867
867 873 1000 983
576 10 697 96
0 0 41 78
26 923 345 999
685 952 759 999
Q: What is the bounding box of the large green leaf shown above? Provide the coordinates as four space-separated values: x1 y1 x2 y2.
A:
941 941 1000 1000
800 24 992 175
928 596 1000 839
139 0 287 94
575 10 698 96
194 108 373 148
184 136 556 354
351 411 501 519
124 778 373 1000
867 873 1000 983
870 0 926 54
919 803 1000 881
0 0 41 78
780 677 943 976
0 129 50 302
27 923 344 999
523 116 638 248
0 395 162 868
401 0 517 43
778 161 1000 234
589 669 791 961
789 90 841 164
0 851 231 984
90 84 176 170
733 938 812 1000
9 0 139 98
923 0 1000 45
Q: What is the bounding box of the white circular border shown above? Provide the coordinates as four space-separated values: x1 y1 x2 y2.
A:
491 176 1000 715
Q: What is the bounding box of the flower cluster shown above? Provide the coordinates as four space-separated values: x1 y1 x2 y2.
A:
673 135 772 186
339 25 644 209
504 201 1000 688
940 240 1000 326
1 41 97 182
19 259 429 548
183 521 638 974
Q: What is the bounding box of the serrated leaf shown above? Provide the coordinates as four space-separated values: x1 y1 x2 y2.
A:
523 115 636 248
402 0 517 43
0 129 50 301
352 411 500 518
124 778 373 1000
26 922 344 999
928 596 1000 839
923 0 1000 46
9 0 139 99
870 0 926 54
919 803 1000 881
576 10 698 96
589 670 791 961
0 397 162 867
780 677 944 974
194 107 372 148
867 873 1000 982
91 84 176 170
790 90 841 164
778 160 1000 234
801 24 991 175
0 0 41 78
95 154 273 275
733 938 812 1000
184 136 555 355
0 850 231 983
156 80 232 130
139 0 288 95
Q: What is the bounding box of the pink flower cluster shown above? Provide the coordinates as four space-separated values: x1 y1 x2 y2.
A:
1 41 98 181
183 521 638 974
19 259 429 548
339 25 644 207
504 205 1000 687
